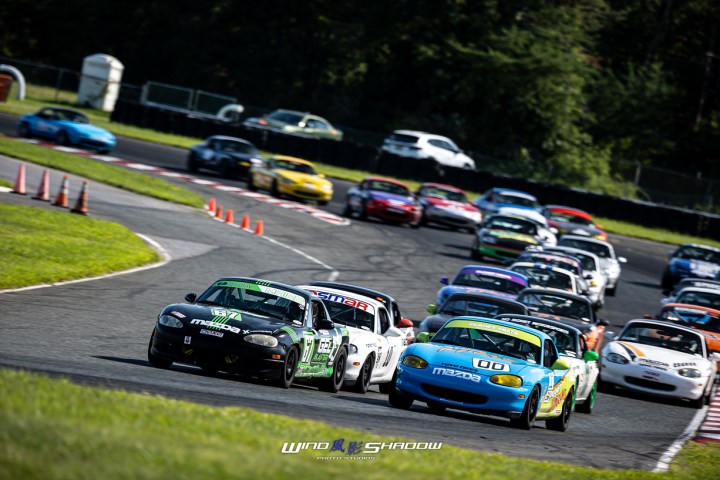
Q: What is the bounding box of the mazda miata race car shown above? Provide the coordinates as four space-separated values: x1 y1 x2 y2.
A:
147 277 349 391
497 314 600 414
419 292 528 335
660 243 720 291
437 265 528 306
600 319 719 407
299 285 409 393
389 317 576 431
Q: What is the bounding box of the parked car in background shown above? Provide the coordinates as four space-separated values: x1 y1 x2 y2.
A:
242 109 343 140
473 188 542 217
17 106 116 153
381 130 476 169
600 319 718 408
660 243 720 291
187 135 264 179
415 182 482 232
419 292 528 335
542 205 608 242
248 155 333 205
557 235 626 296
471 213 545 262
343 176 422 228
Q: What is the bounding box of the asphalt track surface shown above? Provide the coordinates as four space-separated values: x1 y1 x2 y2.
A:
0 113 703 470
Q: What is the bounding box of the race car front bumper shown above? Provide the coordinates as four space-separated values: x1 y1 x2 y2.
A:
601 362 709 401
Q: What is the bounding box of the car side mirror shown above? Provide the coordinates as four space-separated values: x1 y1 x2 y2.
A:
427 304 438 314
384 326 404 337
710 352 720 361
298 121 307 128
318 173 326 178
185 293 197 303
440 277 449 285
618 256 627 263
397 318 414 328
416 332 433 343
317 318 335 330
598 318 610 326
551 358 571 370
583 350 599 362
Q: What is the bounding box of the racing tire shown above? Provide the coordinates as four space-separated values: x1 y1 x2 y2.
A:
510 385 539 430
354 355 374 394
270 180 280 198
17 122 31 138
378 382 392 394
690 384 713 409
576 380 597 414
358 202 368 220
147 333 173 369
606 284 617 296
660 269 674 290
247 173 257 191
187 153 199 172
56 131 70 147
546 387 575 432
426 402 447 413
470 238 482 261
388 371 414 409
409 219 421 229
342 203 353 218
318 200 329 206
319 348 347 393
276 346 299 389
220 160 234 179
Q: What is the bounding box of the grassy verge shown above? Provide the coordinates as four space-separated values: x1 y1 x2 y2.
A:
595 217 720 249
2 367 716 480
0 203 159 289
0 136 204 208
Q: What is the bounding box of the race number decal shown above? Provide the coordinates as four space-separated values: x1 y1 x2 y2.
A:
301 334 314 363
317 338 333 354
382 345 395 368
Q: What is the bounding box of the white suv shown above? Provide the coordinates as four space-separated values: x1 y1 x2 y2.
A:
381 130 476 169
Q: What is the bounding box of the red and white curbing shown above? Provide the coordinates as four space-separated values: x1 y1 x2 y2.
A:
694 388 720 443
7 135 350 226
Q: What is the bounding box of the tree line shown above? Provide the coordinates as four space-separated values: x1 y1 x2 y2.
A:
1 0 719 193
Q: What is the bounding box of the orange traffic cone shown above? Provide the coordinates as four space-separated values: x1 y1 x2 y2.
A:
254 220 264 235
215 205 223 219
11 163 26 195
241 214 250 229
54 175 69 208
225 209 234 224
208 197 216 213
32 169 50 201
71 180 89 215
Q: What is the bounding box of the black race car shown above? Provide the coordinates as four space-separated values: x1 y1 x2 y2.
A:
418 292 529 335
147 277 349 391
187 135 265 179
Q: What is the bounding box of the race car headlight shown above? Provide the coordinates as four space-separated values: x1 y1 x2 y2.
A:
280 177 297 185
158 314 183 328
490 374 522 387
605 352 629 364
348 344 358 355
402 355 428 369
321 184 332 191
481 235 497 244
678 368 701 378
244 334 278 347
588 279 598 287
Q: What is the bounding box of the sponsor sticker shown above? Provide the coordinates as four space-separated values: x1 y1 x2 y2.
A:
200 329 224 338
432 367 481 383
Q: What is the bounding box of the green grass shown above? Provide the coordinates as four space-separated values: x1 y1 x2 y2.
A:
0 203 160 289
595 217 720 249
1 367 716 480
0 136 204 208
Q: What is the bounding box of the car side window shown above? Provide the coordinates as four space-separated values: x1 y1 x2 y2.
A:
544 340 557 368
428 139 454 152
379 308 390 334
311 300 326 329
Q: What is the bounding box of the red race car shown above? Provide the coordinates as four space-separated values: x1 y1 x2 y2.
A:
415 182 482 233
344 176 422 228
543 205 607 242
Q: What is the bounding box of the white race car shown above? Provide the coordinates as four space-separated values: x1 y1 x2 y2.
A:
298 285 409 393
601 319 719 408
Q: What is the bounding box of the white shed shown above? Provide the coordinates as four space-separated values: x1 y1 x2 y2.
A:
77 54 124 112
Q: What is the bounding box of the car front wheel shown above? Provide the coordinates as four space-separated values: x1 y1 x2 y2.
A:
510 385 539 430
319 348 347 393
276 346 299 389
17 122 31 138
56 131 70 146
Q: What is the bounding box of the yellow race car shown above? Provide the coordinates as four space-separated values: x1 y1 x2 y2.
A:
248 155 333 205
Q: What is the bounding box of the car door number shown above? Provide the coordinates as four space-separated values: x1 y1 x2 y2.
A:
382 345 395 368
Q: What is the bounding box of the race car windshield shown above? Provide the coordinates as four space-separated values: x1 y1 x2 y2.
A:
676 291 720 310
218 140 257 155
661 308 720 333
512 267 573 292
559 239 611 258
323 303 374 331
620 323 703 355
421 186 467 203
675 246 720 264
369 181 410 196
452 271 526 295
495 194 539 208
550 211 594 226
433 324 540 363
197 282 306 324
274 159 315 174
440 298 516 317
517 292 591 322
486 217 537 235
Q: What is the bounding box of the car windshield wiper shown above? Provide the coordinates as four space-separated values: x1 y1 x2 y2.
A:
196 299 223 306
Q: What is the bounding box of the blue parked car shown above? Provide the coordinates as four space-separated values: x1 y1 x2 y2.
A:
661 243 720 291
388 317 576 430
17 106 116 154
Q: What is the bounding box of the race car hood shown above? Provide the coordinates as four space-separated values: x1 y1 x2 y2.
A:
420 314 452 333
426 197 478 213
369 191 415 205
62 121 114 138
440 285 519 301
276 170 331 187
606 341 708 371
161 303 298 337
408 342 534 375
670 258 720 278
337 324 377 344
483 228 539 245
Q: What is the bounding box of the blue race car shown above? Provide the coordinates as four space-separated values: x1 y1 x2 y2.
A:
437 265 528 306
473 187 542 217
661 243 720 291
388 317 576 430
17 106 116 153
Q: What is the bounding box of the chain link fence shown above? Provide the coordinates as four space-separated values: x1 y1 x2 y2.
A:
1 55 717 212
